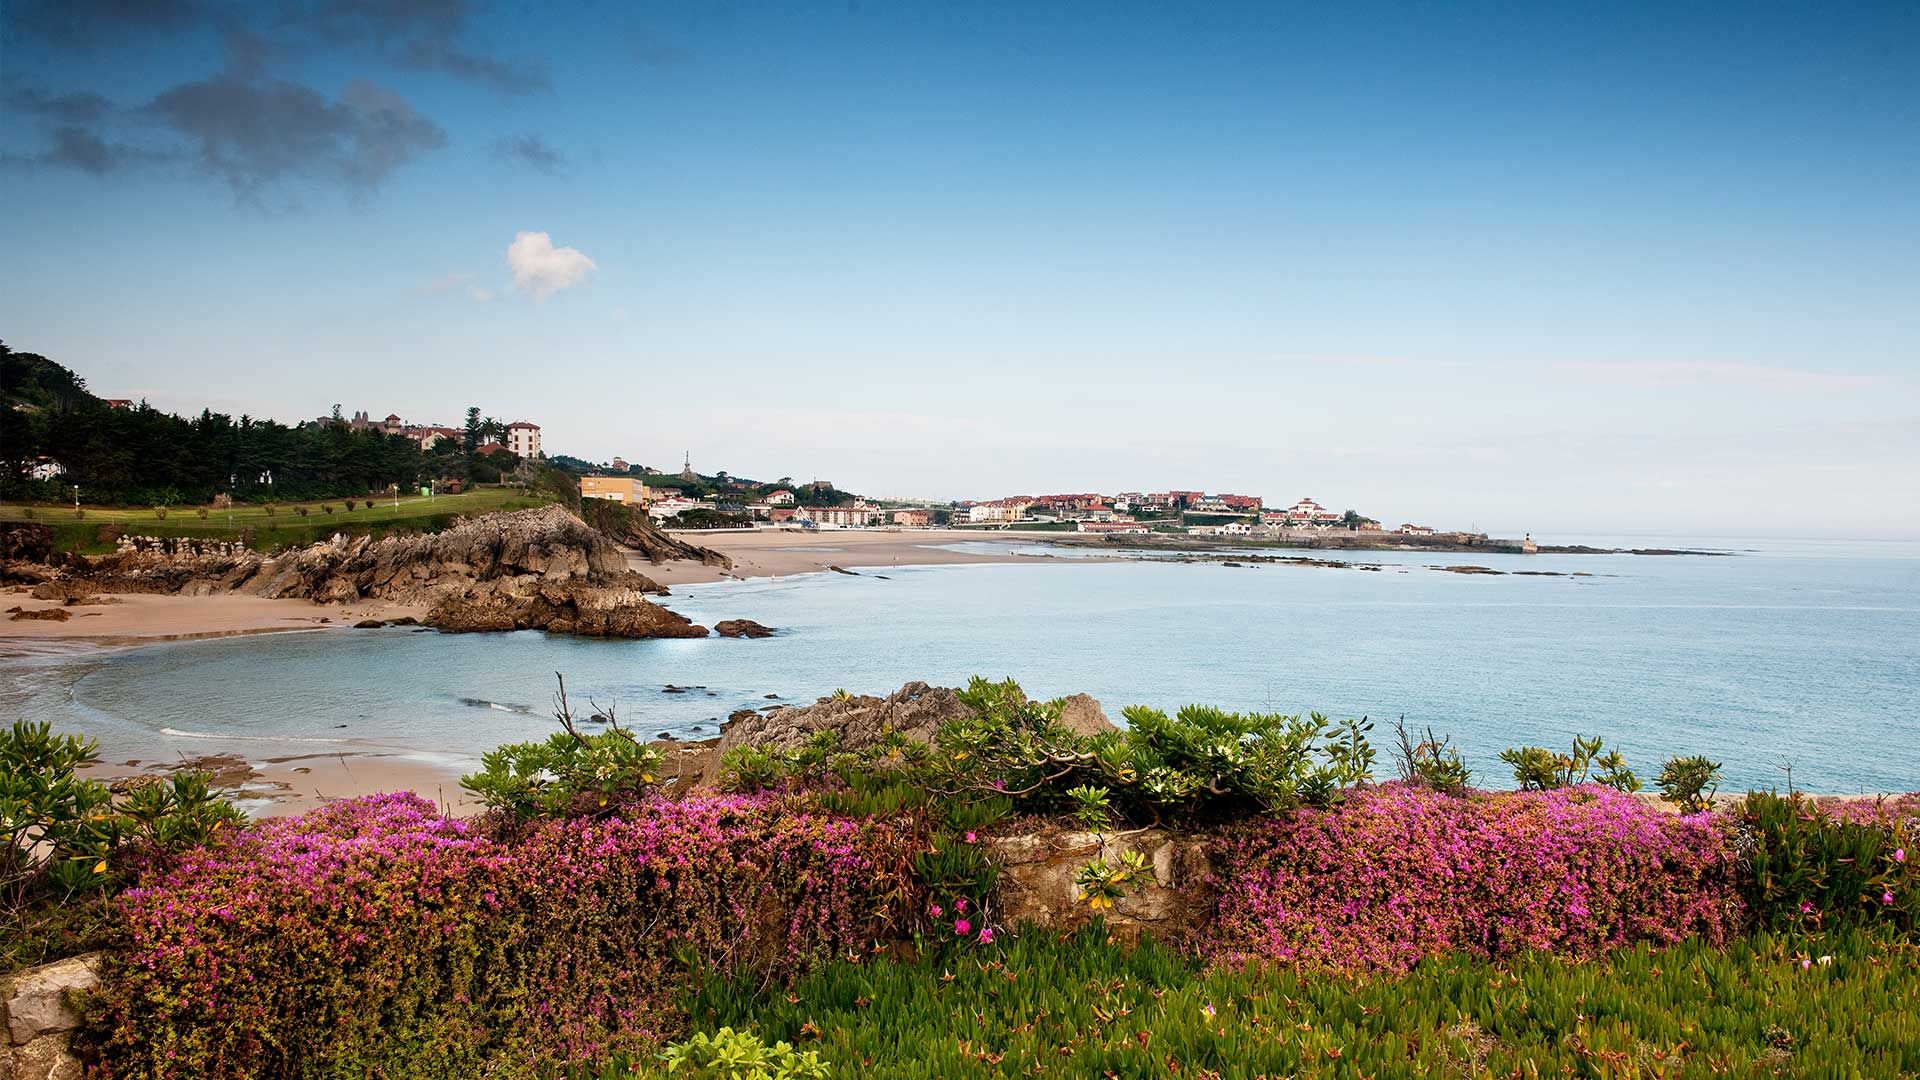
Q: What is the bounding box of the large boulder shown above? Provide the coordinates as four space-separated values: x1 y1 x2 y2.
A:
714 681 976 757
1057 693 1117 736
424 580 705 639
713 619 775 639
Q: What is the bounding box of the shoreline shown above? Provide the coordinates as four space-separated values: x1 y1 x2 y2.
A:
629 526 1060 585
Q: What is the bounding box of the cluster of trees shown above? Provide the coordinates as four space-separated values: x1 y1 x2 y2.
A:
546 455 862 509
1 344 518 505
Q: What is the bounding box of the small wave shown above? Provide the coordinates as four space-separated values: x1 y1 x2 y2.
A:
457 697 534 715
159 727 348 744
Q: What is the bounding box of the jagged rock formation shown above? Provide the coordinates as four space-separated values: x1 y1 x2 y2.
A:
247 505 642 604
0 522 53 563
713 619 775 638
577 499 732 568
15 507 706 639
714 681 976 757
1057 693 1115 736
427 580 705 637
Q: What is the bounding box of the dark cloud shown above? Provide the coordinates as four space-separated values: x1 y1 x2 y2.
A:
492 132 565 174
145 76 446 196
3 0 202 51
3 84 115 125
8 0 549 94
279 0 549 94
0 125 167 175
4 0 554 198
396 38 549 94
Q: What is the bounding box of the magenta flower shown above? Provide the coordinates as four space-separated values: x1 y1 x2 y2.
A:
955 897 968 914
929 903 943 918
977 927 994 944
1882 890 1895 905
1798 900 1815 915
1897 848 1907 863
1201 1003 1216 1020
954 918 971 936
965 831 978 844
1801 958 1812 970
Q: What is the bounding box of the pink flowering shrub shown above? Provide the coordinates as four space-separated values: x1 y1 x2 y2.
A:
1206 784 1742 972
82 793 921 1079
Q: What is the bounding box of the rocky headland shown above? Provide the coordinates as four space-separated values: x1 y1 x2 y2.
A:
0 507 727 639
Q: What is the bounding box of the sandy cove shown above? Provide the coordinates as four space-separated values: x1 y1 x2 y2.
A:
1 527 1058 816
0 528 1047 640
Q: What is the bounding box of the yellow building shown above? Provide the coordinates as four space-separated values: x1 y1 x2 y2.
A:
579 476 651 505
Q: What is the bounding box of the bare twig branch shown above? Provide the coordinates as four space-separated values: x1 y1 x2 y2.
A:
552 672 588 746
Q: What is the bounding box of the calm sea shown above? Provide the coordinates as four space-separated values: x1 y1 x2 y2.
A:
5 536 1917 794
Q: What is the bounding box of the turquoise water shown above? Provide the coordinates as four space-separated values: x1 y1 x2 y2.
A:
5 537 1918 793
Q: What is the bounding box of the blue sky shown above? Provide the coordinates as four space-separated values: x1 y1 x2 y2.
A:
3 1 1917 537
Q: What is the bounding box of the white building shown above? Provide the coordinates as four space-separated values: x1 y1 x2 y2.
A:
505 421 542 458
797 505 881 527
647 496 711 521
967 499 1031 524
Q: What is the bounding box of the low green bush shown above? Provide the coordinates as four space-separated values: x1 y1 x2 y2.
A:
927 678 1377 823
1742 790 1915 933
1658 754 1722 813
1 720 242 973
1499 733 1641 792
592 1027 831 1079
461 676 665 822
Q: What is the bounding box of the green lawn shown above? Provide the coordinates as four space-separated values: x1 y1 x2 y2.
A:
618 925 1920 1079
0 487 554 553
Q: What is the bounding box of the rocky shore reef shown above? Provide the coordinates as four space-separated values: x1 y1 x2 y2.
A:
1 508 716 639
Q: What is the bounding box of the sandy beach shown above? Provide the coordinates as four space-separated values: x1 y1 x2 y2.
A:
0 591 429 647
633 526 1056 585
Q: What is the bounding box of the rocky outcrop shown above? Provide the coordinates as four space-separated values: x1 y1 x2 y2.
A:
713 619 775 639
6 607 69 622
426 580 706 638
0 523 53 564
246 505 641 605
2 952 99 1079
15 507 704 640
708 683 1115 775
714 681 977 758
1057 693 1116 737
578 499 731 569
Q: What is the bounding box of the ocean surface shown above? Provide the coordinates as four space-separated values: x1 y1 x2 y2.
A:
4 536 1918 794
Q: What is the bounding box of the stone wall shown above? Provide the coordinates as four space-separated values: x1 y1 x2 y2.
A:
1 953 98 1080
989 827 1213 941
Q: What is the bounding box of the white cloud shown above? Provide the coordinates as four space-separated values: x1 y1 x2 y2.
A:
506 230 595 298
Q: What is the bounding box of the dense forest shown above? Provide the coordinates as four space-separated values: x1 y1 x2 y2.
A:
1 343 517 504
